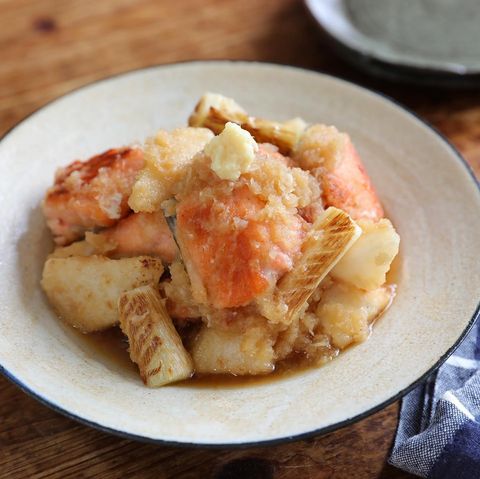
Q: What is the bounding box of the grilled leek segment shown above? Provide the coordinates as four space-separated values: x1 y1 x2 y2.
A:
264 207 362 325
41 255 164 332
188 93 306 155
118 285 194 387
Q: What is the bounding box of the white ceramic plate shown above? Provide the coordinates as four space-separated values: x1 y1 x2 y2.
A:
0 61 479 446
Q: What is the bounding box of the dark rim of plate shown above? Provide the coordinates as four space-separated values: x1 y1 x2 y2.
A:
303 0 480 88
1 60 479 449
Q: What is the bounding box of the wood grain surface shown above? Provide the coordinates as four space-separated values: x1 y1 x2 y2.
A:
1 1 479 478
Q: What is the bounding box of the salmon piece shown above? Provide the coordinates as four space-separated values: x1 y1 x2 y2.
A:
43 147 144 245
176 185 306 309
323 141 384 221
87 211 178 263
189 95 382 221
294 125 384 221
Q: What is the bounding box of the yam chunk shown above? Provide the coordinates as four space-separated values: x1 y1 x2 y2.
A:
317 282 393 349
41 255 163 332
190 319 275 375
331 218 400 290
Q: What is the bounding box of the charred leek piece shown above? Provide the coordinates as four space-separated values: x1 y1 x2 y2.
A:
275 207 362 325
189 93 306 155
119 285 194 387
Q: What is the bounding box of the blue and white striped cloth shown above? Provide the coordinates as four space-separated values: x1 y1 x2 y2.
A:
390 319 480 478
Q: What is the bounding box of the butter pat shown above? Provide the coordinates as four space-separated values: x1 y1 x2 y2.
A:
205 122 258 181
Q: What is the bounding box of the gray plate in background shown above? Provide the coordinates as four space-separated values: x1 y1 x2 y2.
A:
305 0 480 87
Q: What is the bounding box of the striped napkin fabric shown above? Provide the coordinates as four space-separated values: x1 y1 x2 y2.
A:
389 318 480 478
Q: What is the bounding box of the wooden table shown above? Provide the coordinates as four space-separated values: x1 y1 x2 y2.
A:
1 1 478 477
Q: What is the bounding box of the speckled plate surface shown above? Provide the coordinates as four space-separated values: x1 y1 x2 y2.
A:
0 61 479 446
305 0 480 86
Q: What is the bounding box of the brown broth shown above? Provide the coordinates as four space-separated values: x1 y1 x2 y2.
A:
69 325 330 388
180 353 321 389
66 326 137 377
69 255 402 388
386 251 402 285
